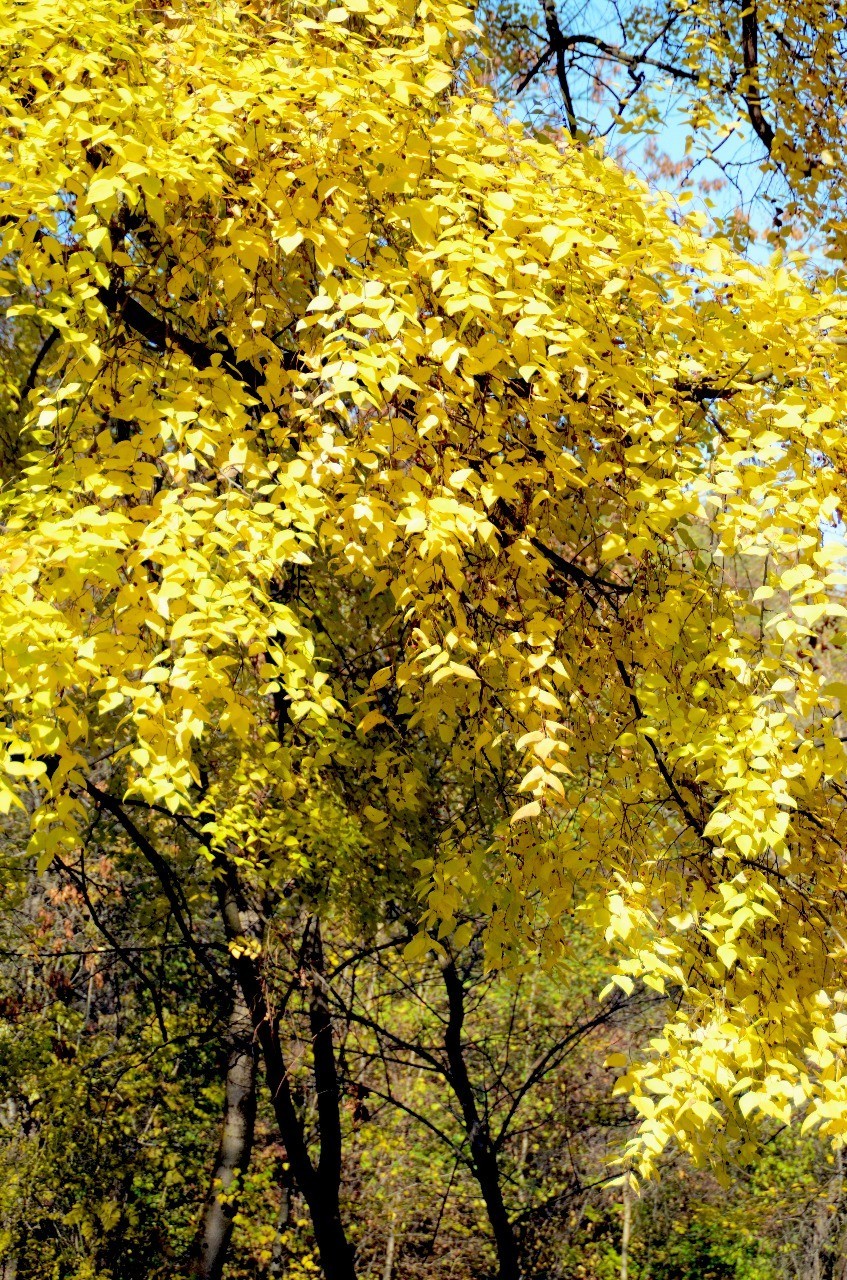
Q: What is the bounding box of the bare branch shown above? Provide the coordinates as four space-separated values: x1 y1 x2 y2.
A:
740 0 775 151
82 783 224 986
541 0 578 133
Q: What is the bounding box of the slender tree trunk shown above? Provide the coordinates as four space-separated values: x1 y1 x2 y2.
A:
268 1178 293 1278
833 1146 847 1280
213 860 357 1280
192 987 258 1280
71 800 356 1279
517 975 537 1183
620 1175 631 1280
0 1096 19 1280
306 919 357 1280
382 1218 396 1280
440 955 521 1280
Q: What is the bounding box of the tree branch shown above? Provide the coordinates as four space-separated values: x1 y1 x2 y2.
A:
541 0 578 133
54 851 169 1042
20 329 58 401
613 659 707 840
494 994 627 1150
83 783 224 986
740 0 775 152
562 32 700 85
97 279 305 401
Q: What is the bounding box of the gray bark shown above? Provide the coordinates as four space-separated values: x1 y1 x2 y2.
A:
382 1218 397 1280
192 989 258 1280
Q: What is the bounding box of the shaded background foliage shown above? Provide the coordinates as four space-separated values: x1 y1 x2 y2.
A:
1 811 846 1280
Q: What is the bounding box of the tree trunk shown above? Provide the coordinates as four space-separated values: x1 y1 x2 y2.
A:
306 919 358 1280
213 860 357 1280
382 1216 397 1280
0 1096 19 1280
440 954 521 1280
620 1175 631 1280
268 1178 293 1278
192 988 258 1280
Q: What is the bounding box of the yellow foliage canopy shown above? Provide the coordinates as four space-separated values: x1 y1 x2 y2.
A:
3 0 847 1171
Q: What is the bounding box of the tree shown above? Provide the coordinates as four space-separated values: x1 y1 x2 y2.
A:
192 988 258 1280
330 921 656 1278
0 815 658 1280
4 0 847 1226
479 0 847 256
0 811 235 1278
